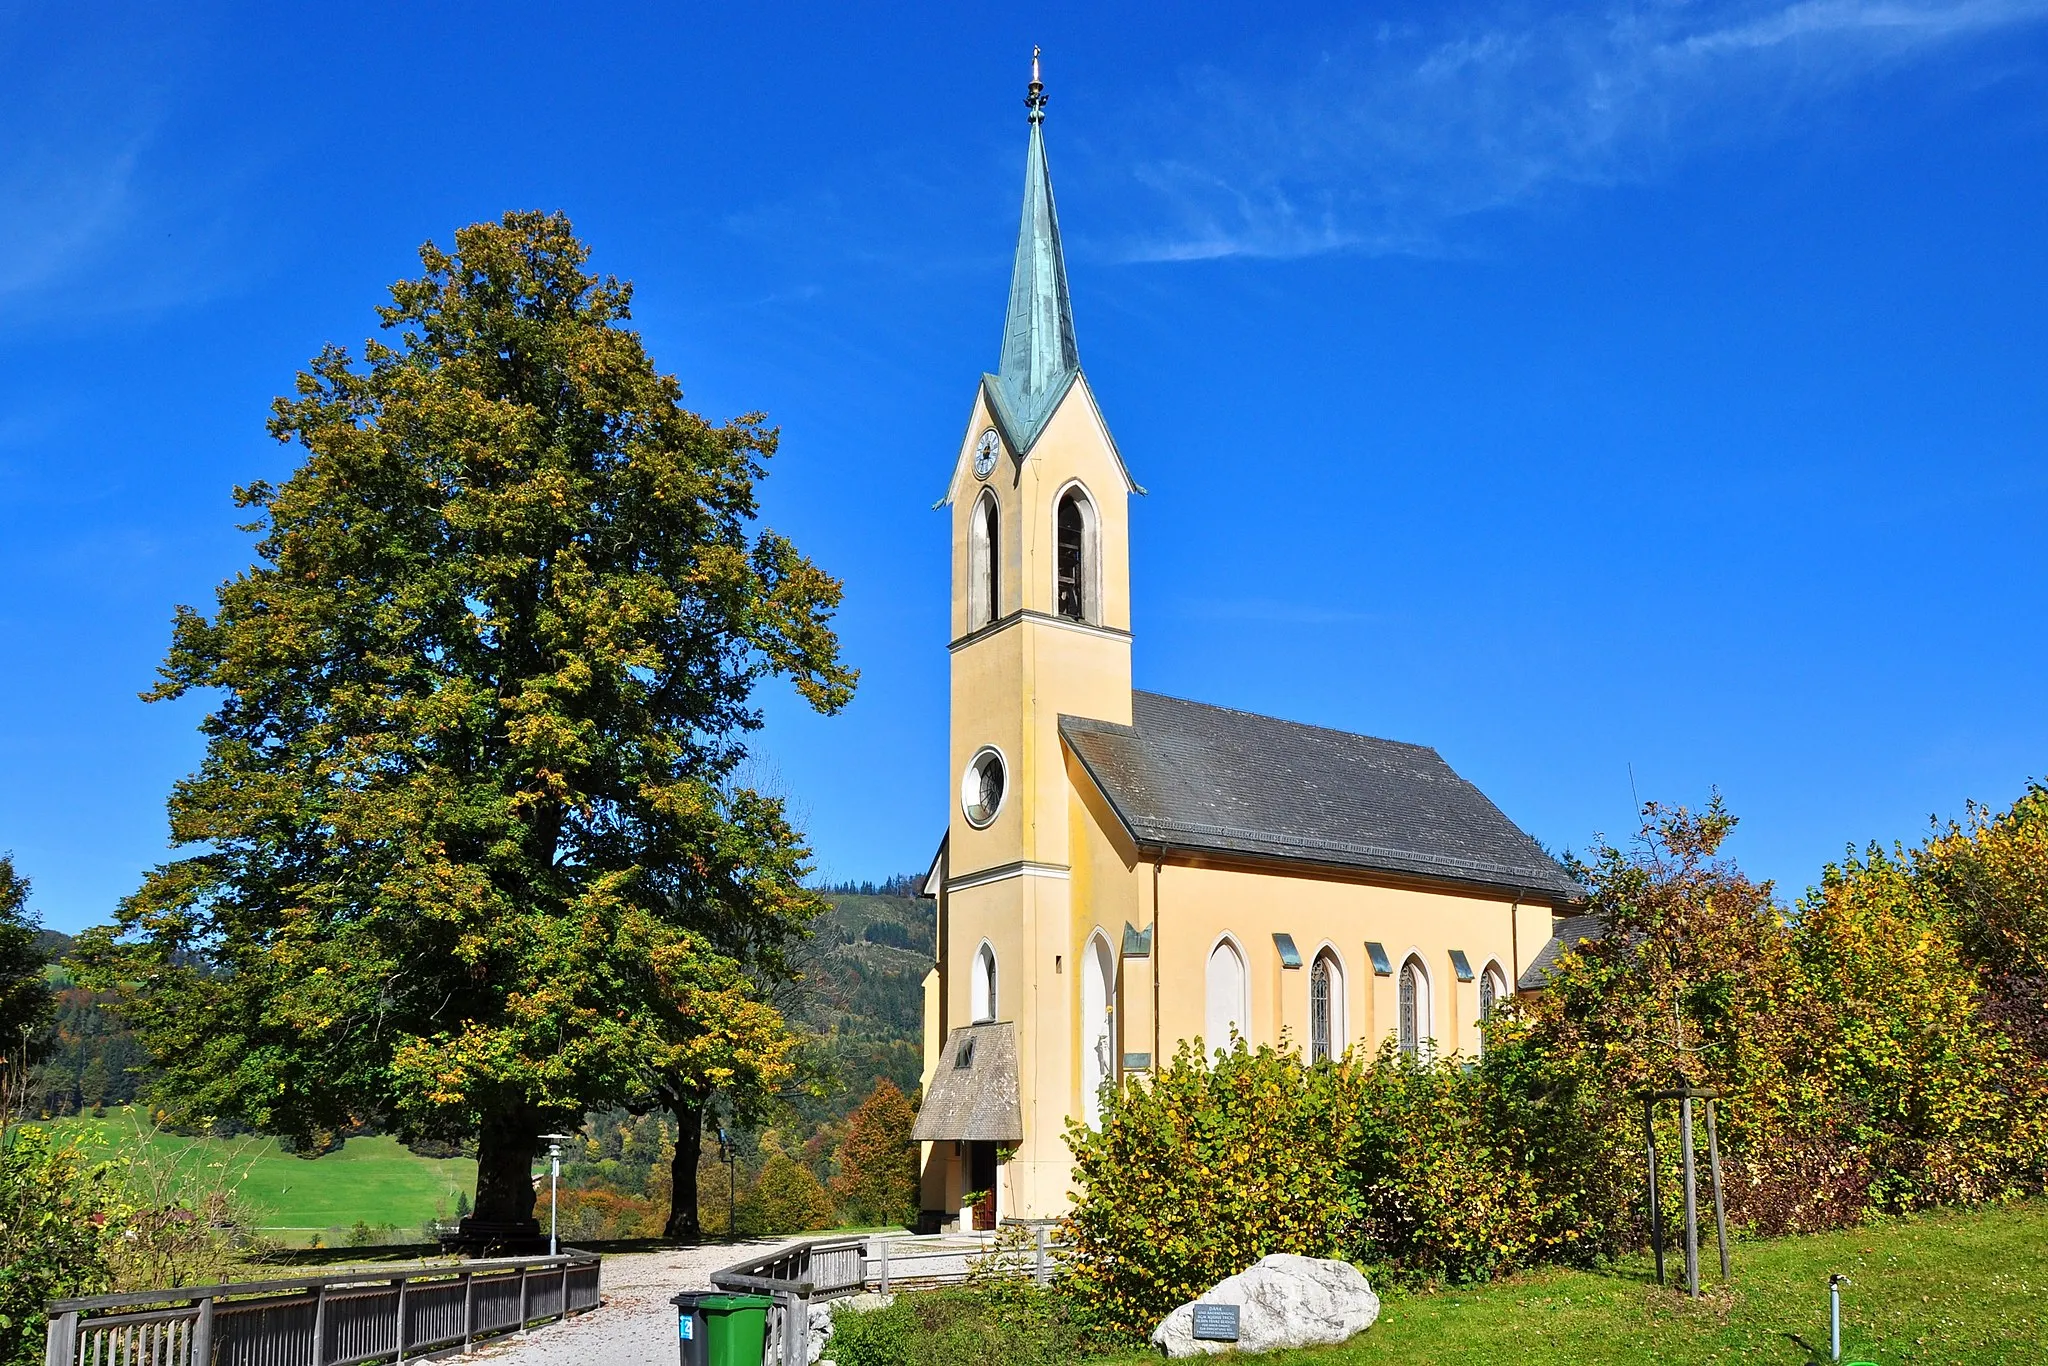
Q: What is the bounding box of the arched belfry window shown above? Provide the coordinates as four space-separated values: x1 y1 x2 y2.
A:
1398 954 1430 1058
969 491 1000 630
1205 937 1247 1057
972 942 998 1023
1310 950 1343 1064
1055 487 1096 623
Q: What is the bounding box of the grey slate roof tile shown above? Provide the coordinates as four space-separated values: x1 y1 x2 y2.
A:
1061 691 1583 902
1517 913 1610 990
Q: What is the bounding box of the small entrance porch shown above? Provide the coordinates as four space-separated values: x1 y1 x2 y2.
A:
911 1022 1022 1233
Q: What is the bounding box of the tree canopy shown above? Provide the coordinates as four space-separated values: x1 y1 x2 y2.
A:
82 211 854 1231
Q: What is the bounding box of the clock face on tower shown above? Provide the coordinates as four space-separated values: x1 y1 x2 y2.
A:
973 428 1001 480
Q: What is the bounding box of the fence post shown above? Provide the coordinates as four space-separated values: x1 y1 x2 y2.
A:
312 1284 329 1366
1705 1099 1731 1284
1034 1226 1049 1286
1643 1098 1664 1286
877 1237 889 1295
395 1276 409 1363
193 1294 214 1366
44 1309 77 1366
560 1260 571 1321
1679 1096 1700 1299
518 1266 530 1334
462 1272 474 1351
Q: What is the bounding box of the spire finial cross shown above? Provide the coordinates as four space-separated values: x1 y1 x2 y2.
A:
1026 46 1046 123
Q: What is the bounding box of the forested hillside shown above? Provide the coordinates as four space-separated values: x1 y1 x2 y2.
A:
32 929 156 1116
783 881 932 1132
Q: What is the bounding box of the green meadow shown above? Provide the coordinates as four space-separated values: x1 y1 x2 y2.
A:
1095 1200 2048 1366
38 1108 475 1245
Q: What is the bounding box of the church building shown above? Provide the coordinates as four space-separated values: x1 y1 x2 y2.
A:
911 64 1584 1232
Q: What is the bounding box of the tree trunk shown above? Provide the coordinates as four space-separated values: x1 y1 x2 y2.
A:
465 1116 540 1238
663 1091 706 1243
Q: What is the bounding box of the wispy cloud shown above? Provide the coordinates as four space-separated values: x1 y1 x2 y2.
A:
0 8 248 331
1109 0 2048 261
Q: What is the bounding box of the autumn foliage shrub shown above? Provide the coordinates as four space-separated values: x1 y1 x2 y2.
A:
830 1080 919 1228
739 1146 835 1234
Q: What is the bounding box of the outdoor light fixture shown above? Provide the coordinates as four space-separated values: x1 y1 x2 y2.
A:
716 1126 738 1244
540 1133 575 1256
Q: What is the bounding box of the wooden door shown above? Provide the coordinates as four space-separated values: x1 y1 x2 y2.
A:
970 1142 998 1230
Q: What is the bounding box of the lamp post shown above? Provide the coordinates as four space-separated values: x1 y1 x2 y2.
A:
540 1133 574 1256
717 1126 736 1243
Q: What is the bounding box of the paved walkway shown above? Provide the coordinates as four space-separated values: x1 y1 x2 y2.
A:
471 1231 1017 1364
474 1240 792 1366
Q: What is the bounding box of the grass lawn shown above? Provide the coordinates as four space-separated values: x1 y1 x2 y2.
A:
1088 1200 2046 1365
38 1108 476 1245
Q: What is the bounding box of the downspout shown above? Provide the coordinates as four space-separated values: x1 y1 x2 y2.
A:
1511 891 1523 988
1152 850 1163 1072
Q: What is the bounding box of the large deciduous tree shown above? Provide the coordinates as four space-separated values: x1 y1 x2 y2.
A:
82 212 854 1237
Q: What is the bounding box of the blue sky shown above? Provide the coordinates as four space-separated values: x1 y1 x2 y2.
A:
4 1 2046 933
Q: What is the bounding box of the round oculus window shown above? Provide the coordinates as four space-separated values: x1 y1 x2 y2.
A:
961 748 1006 828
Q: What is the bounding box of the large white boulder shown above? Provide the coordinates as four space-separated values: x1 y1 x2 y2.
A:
1150 1254 1380 1358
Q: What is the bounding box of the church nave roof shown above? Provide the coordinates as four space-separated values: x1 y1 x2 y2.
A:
1061 691 1584 902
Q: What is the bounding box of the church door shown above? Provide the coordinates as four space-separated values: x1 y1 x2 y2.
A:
969 1142 998 1231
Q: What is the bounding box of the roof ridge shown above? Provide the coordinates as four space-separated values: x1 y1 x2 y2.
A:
1131 689 1440 757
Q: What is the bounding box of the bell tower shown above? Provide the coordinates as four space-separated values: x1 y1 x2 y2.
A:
923 53 1142 1224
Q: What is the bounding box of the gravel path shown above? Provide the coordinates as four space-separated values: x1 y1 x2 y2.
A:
473 1240 795 1366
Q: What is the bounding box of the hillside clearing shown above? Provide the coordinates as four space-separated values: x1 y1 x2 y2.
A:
38 1109 475 1244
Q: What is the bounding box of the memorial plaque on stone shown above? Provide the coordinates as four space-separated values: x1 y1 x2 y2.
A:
1191 1303 1240 1342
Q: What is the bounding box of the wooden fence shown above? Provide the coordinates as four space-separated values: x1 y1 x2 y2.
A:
44 1253 600 1366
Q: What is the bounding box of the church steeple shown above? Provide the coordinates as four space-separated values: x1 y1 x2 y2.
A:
991 48 1080 455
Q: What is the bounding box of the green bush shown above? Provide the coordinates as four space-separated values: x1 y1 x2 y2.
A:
1060 1037 1358 1337
829 1282 1092 1366
0 1127 120 1366
738 1147 834 1234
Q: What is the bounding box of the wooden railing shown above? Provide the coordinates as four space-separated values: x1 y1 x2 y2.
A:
44 1252 600 1366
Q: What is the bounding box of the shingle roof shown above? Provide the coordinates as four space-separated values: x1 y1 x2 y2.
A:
911 1022 1023 1143
1517 913 1610 989
1060 692 1583 902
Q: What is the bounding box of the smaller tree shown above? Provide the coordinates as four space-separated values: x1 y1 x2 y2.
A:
740 1144 834 1235
829 1080 918 1228
0 857 53 1097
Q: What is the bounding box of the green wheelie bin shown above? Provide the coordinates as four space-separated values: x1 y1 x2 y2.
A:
672 1290 772 1366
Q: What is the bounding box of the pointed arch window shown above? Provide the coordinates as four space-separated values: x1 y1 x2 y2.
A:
1478 961 1508 1055
972 942 998 1023
969 490 1000 629
1398 955 1430 1058
1082 934 1115 1127
1309 950 1343 1064
1205 938 1247 1057
1055 487 1095 623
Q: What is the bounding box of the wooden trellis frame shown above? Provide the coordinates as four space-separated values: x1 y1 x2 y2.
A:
1642 1083 1731 1298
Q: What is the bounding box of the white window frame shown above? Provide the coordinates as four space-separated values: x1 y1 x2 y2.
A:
1204 933 1249 1058
1081 930 1116 1127
971 940 998 1023
968 489 999 629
